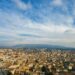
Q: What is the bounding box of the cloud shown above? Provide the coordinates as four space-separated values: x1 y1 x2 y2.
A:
0 0 75 47
12 0 32 10
64 29 75 34
52 0 63 6
19 33 41 38
0 9 75 47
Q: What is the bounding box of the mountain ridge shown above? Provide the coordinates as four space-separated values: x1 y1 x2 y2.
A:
12 44 75 50
0 44 75 50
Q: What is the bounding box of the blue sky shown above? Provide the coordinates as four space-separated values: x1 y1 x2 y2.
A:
0 0 75 47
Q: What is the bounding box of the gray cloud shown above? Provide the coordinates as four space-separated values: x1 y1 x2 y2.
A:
18 33 41 38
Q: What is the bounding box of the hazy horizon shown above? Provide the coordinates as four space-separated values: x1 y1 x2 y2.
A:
0 0 75 48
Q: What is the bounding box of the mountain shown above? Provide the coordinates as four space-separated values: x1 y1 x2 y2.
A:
0 44 75 50
13 44 75 50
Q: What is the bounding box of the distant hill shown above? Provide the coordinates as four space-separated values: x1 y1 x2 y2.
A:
0 44 75 50
13 44 75 50
13 44 63 48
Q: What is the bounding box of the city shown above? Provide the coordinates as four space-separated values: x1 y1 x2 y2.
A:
0 48 75 75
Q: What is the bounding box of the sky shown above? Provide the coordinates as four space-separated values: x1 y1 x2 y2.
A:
0 0 75 47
